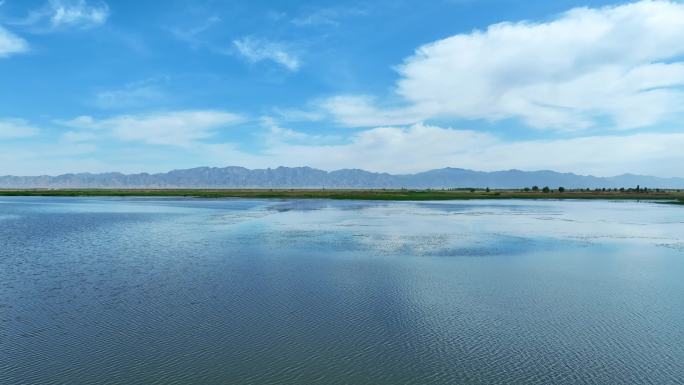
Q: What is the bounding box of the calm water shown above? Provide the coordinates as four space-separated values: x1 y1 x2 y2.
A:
1 197 683 384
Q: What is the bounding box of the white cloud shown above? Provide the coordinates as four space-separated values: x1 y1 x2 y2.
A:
474 132 684 177
0 142 101 175
326 0 684 130
61 110 243 147
0 25 28 57
291 6 367 27
167 16 229 54
233 37 300 71
15 0 109 30
261 123 496 173
0 118 39 138
60 130 97 143
253 124 684 177
4 119 684 177
271 107 324 122
93 79 168 109
260 116 341 145
321 95 424 127
48 0 109 28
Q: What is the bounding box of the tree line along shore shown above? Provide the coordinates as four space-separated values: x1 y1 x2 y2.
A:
0 187 683 203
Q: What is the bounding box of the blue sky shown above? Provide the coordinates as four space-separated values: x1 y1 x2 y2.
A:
1 0 684 176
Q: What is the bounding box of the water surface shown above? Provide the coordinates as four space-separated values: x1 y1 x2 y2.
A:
1 197 683 384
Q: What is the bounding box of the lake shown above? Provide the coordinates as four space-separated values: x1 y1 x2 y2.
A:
1 197 683 384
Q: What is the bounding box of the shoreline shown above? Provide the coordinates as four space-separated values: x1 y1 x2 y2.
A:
1 189 683 203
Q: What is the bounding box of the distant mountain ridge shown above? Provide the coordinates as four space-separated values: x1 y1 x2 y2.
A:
1 166 683 189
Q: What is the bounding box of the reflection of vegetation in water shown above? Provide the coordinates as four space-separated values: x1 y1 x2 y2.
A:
1 188 683 202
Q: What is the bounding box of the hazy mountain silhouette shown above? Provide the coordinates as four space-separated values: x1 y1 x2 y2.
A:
1 166 683 189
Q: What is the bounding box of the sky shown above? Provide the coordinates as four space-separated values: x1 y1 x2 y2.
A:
1 0 684 177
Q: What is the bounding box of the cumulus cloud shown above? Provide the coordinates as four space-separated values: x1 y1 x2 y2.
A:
326 0 684 130
61 110 243 147
0 25 28 57
233 37 300 71
0 118 39 138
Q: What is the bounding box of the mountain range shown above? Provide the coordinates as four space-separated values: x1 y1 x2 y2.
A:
1 166 683 189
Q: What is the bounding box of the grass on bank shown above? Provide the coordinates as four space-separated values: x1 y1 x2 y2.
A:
1 188 683 202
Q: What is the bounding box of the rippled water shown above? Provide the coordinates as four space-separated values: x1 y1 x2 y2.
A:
1 197 683 384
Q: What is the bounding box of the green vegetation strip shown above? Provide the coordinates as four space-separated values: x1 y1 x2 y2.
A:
1 189 683 202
